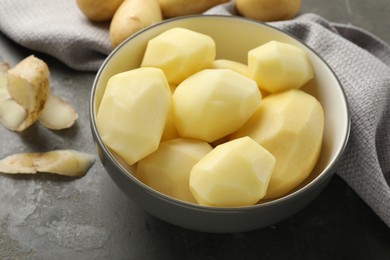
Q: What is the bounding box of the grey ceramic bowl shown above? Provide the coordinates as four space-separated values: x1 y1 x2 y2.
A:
90 15 350 233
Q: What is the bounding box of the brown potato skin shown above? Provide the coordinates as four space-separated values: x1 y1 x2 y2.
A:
76 0 124 22
109 0 163 48
157 0 230 18
235 0 301 22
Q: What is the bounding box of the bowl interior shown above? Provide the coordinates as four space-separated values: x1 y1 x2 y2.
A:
91 15 349 208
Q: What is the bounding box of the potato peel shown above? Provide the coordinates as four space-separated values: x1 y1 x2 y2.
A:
0 150 95 177
0 57 79 131
38 94 79 130
0 98 28 131
0 62 28 131
7 55 50 129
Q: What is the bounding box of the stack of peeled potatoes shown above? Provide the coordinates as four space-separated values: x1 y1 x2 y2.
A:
76 0 302 48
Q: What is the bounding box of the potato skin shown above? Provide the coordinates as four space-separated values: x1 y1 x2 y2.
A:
235 0 301 22
157 0 230 18
7 55 50 129
76 0 124 22
109 0 163 48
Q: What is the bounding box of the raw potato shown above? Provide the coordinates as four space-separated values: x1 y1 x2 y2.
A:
190 136 276 207
236 0 301 21
96 67 171 165
172 69 261 142
231 89 324 199
212 59 269 97
136 138 213 203
161 112 180 141
248 41 314 93
38 94 79 130
97 28 322 204
76 0 124 22
0 150 95 177
141 27 216 85
211 59 249 77
109 0 162 48
157 0 230 18
7 55 50 129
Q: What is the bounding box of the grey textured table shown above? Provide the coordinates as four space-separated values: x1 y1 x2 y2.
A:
1 0 390 259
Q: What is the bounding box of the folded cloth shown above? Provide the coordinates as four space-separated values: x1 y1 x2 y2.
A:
0 0 112 71
0 0 389 227
273 14 390 228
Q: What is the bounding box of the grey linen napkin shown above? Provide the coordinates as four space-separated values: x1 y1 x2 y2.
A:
0 0 112 71
0 1 389 227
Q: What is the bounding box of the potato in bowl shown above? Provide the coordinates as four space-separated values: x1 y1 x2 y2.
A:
90 15 350 233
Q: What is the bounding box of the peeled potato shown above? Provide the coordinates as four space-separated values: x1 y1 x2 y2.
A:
109 0 162 48
157 0 230 18
76 0 124 22
190 136 276 207
211 59 249 77
141 27 216 85
96 28 322 205
248 41 314 93
161 112 180 142
96 67 171 165
172 69 261 142
236 0 301 21
231 89 324 199
136 138 213 203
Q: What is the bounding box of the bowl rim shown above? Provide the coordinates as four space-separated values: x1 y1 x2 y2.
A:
90 14 351 213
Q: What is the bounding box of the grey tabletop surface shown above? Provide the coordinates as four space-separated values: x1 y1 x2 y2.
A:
1 0 390 259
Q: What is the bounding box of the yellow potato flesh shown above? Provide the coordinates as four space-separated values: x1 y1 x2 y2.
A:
248 41 314 93
172 69 261 142
136 138 213 203
190 136 276 207
231 89 324 199
211 59 250 77
96 67 171 165
161 112 179 141
97 28 322 205
212 59 269 97
141 27 216 85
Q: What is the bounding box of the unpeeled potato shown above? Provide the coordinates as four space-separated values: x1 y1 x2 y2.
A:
157 0 230 18
76 0 124 22
235 0 301 21
109 0 163 48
